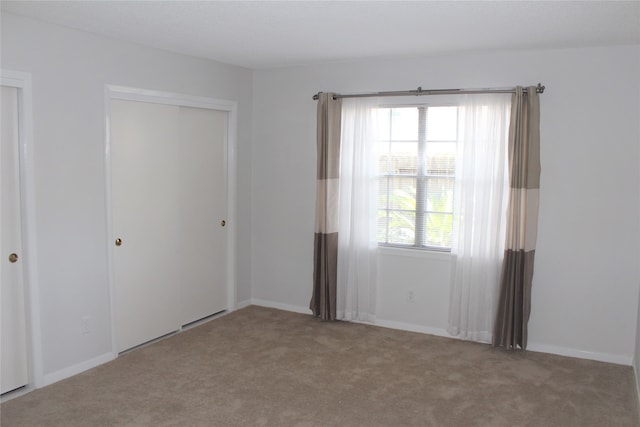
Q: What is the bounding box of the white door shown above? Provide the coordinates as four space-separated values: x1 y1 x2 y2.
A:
174 105 228 326
111 99 227 352
1 85 29 394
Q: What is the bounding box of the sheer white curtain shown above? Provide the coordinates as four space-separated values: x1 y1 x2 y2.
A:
448 94 511 342
336 98 379 322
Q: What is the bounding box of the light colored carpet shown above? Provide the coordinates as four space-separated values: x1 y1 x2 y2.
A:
2 305 638 426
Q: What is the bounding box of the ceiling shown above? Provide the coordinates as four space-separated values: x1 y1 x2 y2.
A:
2 1 639 69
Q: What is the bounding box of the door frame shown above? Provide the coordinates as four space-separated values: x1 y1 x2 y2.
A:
1 69 44 392
104 85 238 354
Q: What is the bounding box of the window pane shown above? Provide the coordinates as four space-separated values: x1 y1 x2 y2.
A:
385 177 416 211
391 108 418 141
378 141 418 176
389 141 417 175
427 106 457 141
424 213 453 248
386 210 416 245
425 177 454 213
425 142 456 176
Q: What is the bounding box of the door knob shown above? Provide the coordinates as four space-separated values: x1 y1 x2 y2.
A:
115 238 122 246
8 253 18 263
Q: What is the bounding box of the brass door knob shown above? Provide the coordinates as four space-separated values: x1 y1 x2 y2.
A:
8 253 18 263
115 238 122 246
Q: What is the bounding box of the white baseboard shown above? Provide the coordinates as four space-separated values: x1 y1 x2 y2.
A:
369 320 633 366
246 300 633 366
250 298 311 315
527 342 632 366
373 318 453 340
235 299 253 310
43 352 115 387
247 300 455 339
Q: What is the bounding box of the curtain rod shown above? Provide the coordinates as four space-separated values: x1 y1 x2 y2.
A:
312 83 545 100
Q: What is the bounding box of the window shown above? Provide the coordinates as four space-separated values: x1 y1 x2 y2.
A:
376 105 458 250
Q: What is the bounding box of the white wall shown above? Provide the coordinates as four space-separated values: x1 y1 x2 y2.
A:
252 45 640 364
0 13 253 380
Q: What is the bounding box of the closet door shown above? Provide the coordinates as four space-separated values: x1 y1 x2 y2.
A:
1 85 29 394
111 99 227 352
111 100 181 352
176 106 228 326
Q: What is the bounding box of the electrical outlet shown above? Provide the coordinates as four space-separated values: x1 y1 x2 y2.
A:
82 317 91 335
407 290 415 303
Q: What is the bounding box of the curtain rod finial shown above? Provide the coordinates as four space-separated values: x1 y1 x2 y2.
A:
536 83 545 94
313 92 321 100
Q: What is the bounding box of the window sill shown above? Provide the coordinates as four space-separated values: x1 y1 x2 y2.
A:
377 245 452 261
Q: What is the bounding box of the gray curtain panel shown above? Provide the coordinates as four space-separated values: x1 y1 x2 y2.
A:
493 86 541 350
310 93 342 320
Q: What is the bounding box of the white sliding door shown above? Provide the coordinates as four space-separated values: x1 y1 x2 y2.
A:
111 100 181 352
176 106 228 326
1 85 29 394
110 98 228 352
